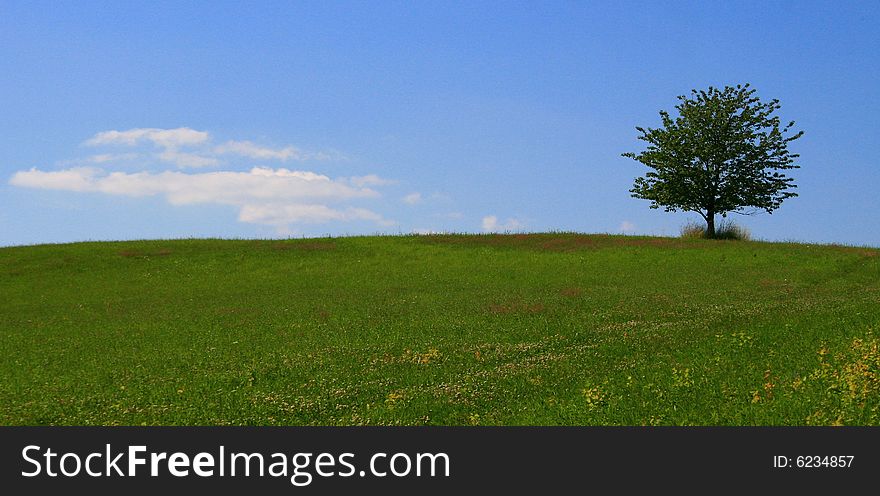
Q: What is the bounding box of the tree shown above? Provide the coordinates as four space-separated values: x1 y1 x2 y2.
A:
622 84 803 238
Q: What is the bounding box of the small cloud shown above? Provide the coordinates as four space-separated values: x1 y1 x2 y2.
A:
402 192 422 205
85 127 215 169
214 140 311 161
238 203 388 226
85 128 209 148
81 127 347 169
482 215 524 232
619 220 637 234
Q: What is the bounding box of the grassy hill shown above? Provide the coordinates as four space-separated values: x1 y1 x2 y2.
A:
1 233 878 426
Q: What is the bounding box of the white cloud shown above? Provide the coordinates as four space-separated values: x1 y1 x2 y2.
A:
86 127 215 168
11 167 380 204
402 192 422 205
10 167 100 192
482 215 524 232
619 220 637 234
83 128 341 168
14 127 390 232
215 140 307 161
239 204 388 226
10 166 391 229
85 128 209 148
347 174 396 187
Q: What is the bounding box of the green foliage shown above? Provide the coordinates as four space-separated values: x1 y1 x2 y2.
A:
623 84 803 238
1 235 878 425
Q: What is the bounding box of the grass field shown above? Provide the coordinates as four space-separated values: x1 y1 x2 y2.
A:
1 233 878 426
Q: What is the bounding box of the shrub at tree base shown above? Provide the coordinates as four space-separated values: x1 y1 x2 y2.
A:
680 220 750 240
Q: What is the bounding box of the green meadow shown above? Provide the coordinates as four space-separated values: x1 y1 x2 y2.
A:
1 234 878 426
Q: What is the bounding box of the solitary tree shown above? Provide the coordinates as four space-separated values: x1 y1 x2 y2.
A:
623 84 803 238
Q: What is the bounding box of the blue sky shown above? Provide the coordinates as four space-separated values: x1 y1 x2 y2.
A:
1 1 878 246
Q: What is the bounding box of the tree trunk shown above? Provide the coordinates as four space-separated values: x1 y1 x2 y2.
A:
706 212 716 239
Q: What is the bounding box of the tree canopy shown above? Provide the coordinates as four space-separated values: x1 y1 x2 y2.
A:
623 84 803 238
